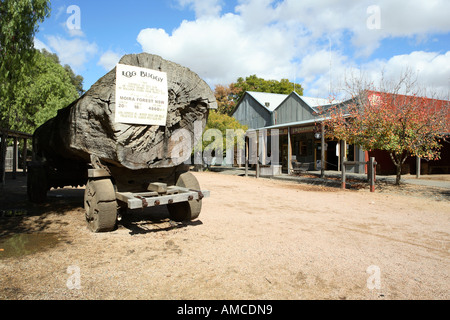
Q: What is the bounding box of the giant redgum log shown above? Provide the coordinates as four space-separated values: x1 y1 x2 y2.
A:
33 53 217 170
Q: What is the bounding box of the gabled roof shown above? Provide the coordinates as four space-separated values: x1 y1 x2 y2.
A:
232 90 343 120
246 90 341 112
286 91 342 113
245 91 288 112
292 91 335 108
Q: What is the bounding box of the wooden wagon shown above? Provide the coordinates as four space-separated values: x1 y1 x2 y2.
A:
27 53 215 232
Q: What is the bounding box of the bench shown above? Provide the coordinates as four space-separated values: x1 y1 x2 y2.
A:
290 161 310 174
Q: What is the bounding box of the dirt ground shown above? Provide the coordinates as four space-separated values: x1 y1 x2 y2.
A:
0 171 449 300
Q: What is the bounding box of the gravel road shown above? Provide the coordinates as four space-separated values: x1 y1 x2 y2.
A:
0 171 449 300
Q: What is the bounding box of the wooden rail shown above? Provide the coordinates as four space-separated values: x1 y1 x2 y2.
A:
1 128 33 183
342 157 377 192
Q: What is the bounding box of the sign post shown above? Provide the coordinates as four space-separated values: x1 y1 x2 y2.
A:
115 64 168 126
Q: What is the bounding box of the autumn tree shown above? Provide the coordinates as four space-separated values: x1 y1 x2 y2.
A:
214 75 303 116
213 84 241 115
324 70 450 185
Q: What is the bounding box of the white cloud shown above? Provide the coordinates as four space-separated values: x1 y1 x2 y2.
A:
274 0 450 54
372 51 450 95
235 0 279 30
136 0 450 98
177 0 223 18
98 51 122 71
137 12 302 86
377 1 450 36
33 38 51 52
54 6 66 20
296 49 353 98
65 28 85 38
301 50 450 99
45 35 98 71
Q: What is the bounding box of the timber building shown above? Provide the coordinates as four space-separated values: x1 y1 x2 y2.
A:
232 91 450 176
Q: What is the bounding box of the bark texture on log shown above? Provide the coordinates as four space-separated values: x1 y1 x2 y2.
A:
33 53 217 170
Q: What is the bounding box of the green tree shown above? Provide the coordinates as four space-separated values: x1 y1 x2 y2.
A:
10 49 79 133
234 75 303 98
215 75 303 116
200 110 248 166
0 0 51 184
0 0 51 126
41 49 85 96
64 64 85 96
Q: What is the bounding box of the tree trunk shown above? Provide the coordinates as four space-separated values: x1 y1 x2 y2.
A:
395 162 402 185
32 53 217 171
390 151 407 185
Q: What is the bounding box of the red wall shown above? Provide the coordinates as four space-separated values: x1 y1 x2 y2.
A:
368 141 450 175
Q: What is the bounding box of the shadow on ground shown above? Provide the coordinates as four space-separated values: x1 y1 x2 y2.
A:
0 173 203 238
119 207 203 235
0 173 84 238
237 170 450 201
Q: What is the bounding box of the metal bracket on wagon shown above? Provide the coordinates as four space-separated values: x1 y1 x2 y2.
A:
116 186 210 210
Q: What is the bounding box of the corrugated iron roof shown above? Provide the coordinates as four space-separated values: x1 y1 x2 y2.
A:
247 91 341 113
246 91 288 111
301 96 337 107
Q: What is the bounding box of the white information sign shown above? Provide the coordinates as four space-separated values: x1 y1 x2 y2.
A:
115 64 168 126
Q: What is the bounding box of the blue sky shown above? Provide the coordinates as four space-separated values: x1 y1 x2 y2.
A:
34 0 450 98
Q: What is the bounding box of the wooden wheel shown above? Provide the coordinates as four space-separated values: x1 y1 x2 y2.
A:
84 178 118 232
167 201 191 222
168 172 202 222
167 172 202 222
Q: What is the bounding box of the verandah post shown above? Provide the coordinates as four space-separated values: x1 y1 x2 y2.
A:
416 156 421 179
340 140 346 189
287 127 292 174
245 136 248 177
341 161 346 189
256 130 260 179
369 157 376 192
321 122 325 178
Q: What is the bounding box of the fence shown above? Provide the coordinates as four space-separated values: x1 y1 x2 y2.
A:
342 157 377 192
1 128 33 184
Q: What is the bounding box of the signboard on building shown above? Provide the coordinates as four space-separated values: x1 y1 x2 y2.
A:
115 64 168 126
291 126 315 134
279 128 289 135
